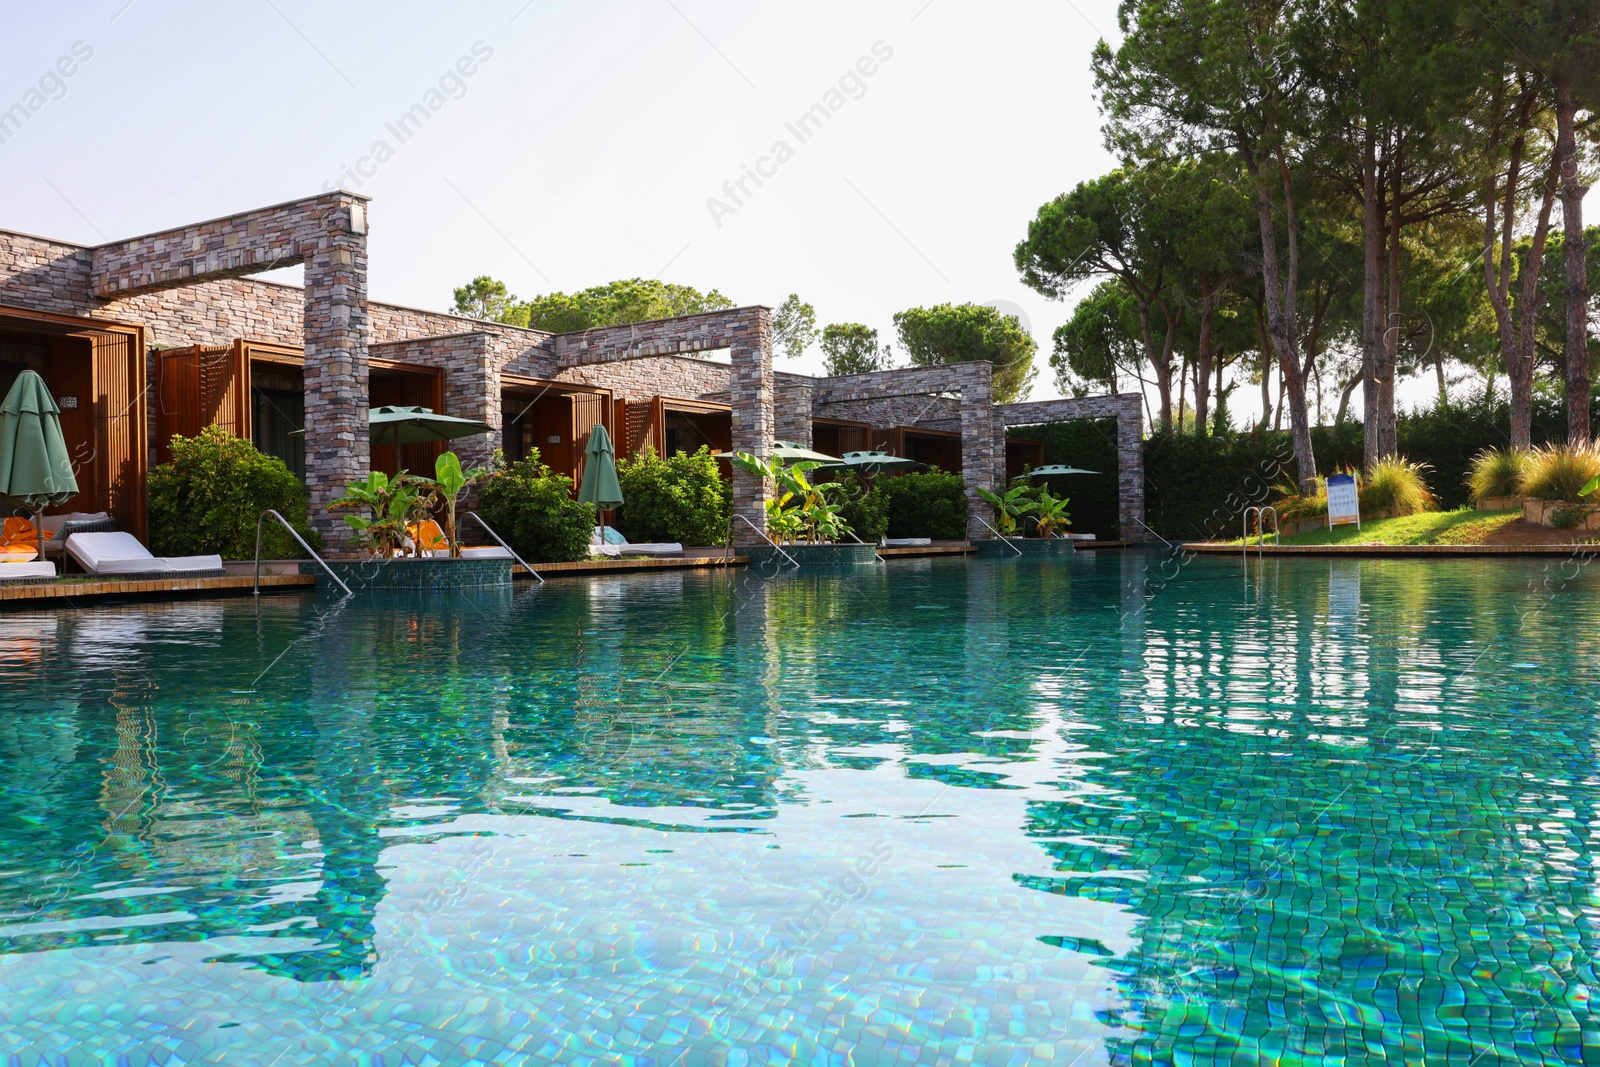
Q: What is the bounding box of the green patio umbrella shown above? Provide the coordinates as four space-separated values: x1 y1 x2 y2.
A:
578 424 625 535
368 405 494 447
0 371 80 559
816 450 923 474
1012 464 1100 479
715 441 843 465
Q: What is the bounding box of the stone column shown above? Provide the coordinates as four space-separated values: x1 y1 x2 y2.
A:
1117 395 1147 541
730 309 774 545
302 197 370 547
775 377 813 449
958 363 1000 541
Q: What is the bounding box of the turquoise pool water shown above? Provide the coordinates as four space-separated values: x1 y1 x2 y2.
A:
2 552 1598 1064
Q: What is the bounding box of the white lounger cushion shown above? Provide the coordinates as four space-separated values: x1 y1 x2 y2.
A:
592 526 683 557
459 546 512 559
883 537 932 547
66 532 222 575
0 562 55 580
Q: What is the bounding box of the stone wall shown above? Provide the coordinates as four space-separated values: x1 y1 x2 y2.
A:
813 362 999 539
553 307 773 543
813 393 962 431
557 353 731 401
997 393 1146 540
775 374 813 446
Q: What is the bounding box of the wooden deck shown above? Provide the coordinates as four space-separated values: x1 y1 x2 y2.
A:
0 573 315 608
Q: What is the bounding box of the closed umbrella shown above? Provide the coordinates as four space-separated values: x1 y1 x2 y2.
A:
0 371 80 560
578 424 625 536
368 405 494 447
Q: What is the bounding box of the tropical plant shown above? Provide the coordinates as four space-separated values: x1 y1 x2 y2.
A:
975 483 1037 536
1583 474 1599 498
147 425 321 560
477 450 595 563
879 470 968 540
1360 457 1435 516
1029 487 1072 537
1521 444 1600 502
615 446 731 545
429 451 488 557
1466 448 1529 504
730 451 853 544
329 470 433 557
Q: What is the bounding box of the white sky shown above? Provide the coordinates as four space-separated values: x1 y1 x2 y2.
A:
2 0 1437 422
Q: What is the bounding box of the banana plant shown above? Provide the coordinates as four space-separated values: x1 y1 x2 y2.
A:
429 451 489 557
1582 475 1598 498
975 484 1037 536
329 470 434 557
1030 487 1072 538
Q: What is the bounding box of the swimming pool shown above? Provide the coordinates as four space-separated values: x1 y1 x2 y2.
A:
2 551 1597 1064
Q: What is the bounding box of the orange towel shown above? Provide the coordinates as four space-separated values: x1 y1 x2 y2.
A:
1 517 38 547
409 520 449 551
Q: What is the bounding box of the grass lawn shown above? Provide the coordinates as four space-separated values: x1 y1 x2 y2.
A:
1240 508 1526 546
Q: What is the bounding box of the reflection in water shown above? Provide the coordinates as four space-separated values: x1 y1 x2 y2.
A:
0 554 1596 1063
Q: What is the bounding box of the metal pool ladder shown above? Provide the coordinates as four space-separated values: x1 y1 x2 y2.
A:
1242 506 1280 558
254 509 353 597
975 515 1023 556
724 514 800 568
463 512 543 582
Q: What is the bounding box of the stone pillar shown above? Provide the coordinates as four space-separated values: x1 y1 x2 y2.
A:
1117 395 1147 541
958 363 1000 541
775 377 813 449
302 197 370 546
730 309 775 545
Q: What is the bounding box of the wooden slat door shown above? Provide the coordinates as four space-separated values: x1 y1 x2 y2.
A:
92 331 147 541
155 343 247 464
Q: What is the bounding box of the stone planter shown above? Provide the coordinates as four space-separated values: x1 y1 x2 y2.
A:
974 537 1075 559
1476 495 1522 512
1523 499 1600 531
302 555 512 592
746 542 879 568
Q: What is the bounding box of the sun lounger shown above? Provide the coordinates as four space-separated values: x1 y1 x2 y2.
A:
883 537 932 547
459 546 513 559
37 512 114 555
65 532 224 577
592 526 683 558
0 562 56 582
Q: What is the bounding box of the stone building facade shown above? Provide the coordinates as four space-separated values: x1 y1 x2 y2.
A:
0 192 1147 547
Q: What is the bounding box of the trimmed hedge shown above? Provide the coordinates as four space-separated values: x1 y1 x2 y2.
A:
879 469 968 539
1032 389 1593 541
478 454 595 562
836 473 890 543
615 446 731 546
148 426 320 559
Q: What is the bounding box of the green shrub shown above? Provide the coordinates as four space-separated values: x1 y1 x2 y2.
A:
879 469 968 539
1466 447 1529 503
478 451 595 562
147 425 320 559
615 446 730 545
835 473 889 543
1521 444 1600 502
1550 504 1593 529
1360 457 1434 515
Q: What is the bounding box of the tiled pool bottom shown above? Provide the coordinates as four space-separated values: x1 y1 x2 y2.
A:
2 553 1599 1065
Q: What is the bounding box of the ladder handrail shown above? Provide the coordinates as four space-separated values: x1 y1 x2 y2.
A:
1242 505 1280 558
1130 516 1175 549
975 514 1024 556
255 509 352 597
462 512 543 582
841 526 887 563
725 513 801 568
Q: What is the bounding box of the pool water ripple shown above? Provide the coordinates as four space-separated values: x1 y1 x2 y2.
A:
0 553 1597 1064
